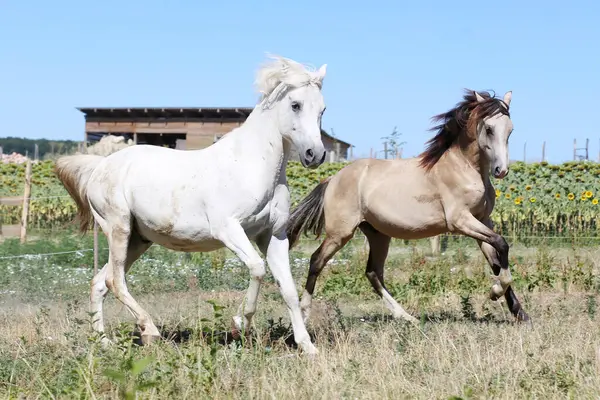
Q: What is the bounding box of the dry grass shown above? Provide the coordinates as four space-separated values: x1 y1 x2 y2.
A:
1 241 600 399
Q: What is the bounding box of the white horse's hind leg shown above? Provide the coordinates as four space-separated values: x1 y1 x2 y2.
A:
90 263 110 342
218 220 266 337
90 232 152 344
259 232 317 354
108 225 159 344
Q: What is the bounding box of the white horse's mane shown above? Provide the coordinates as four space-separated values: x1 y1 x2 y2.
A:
255 55 326 102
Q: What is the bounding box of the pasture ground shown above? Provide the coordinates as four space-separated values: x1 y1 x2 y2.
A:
0 232 599 399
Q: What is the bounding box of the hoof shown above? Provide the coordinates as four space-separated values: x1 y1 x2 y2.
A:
392 311 419 325
230 317 251 341
515 309 532 327
303 345 319 357
490 282 505 301
141 333 161 346
99 336 113 348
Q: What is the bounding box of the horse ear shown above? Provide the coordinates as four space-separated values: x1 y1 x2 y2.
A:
474 91 485 103
317 64 327 81
503 91 512 106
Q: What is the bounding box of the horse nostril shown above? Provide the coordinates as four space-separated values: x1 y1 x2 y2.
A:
305 149 314 161
495 166 501 175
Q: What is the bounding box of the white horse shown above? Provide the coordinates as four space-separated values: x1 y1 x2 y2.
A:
55 55 328 354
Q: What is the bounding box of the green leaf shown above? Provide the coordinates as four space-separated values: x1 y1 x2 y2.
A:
103 368 126 383
131 355 156 376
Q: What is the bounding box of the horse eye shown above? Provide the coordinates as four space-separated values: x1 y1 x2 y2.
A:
486 127 493 136
291 102 301 112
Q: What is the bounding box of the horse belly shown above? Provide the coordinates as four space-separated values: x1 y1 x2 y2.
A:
134 217 223 252
365 200 447 240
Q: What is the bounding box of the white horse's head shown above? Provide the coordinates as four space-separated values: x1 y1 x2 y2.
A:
256 55 327 169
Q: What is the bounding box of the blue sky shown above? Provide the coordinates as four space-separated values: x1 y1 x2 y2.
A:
1 0 599 163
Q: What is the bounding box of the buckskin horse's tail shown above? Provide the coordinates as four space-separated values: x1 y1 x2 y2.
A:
286 177 331 249
55 154 104 233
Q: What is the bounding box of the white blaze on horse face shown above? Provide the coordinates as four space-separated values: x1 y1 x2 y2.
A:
277 68 327 169
475 90 513 179
479 113 513 179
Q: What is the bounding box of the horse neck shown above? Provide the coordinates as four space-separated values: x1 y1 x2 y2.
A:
448 129 490 182
229 108 290 185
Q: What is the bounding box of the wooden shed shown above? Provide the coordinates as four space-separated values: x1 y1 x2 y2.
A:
78 107 352 162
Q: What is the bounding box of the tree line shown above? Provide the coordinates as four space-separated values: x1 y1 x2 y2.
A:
0 137 80 159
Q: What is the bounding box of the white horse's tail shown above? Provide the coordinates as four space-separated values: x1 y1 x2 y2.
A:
55 154 104 233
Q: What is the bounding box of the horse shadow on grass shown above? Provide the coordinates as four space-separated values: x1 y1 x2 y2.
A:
123 309 513 349
349 310 514 326
126 317 303 349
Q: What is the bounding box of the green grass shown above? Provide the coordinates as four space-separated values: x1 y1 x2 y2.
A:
1 232 600 398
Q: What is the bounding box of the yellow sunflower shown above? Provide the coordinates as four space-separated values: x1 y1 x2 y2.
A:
555 193 561 199
585 191 593 198
525 185 532 191
514 198 521 205
568 193 575 201
495 189 501 198
530 197 536 203
505 193 511 199
581 195 588 201
593 199 599 205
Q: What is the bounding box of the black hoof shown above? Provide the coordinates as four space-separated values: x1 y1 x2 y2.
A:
515 309 533 328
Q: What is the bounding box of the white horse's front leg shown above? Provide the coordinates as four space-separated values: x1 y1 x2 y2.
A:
262 232 317 355
217 220 266 338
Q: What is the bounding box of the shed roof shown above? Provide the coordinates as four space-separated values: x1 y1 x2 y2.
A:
77 107 253 120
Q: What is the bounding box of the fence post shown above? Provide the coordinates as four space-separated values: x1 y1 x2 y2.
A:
93 221 99 275
430 236 441 255
20 160 32 244
542 141 546 162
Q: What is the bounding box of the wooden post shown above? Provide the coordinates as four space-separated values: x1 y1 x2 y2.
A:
93 221 99 275
384 142 388 159
585 138 589 160
20 160 32 244
430 236 441 255
541 141 546 162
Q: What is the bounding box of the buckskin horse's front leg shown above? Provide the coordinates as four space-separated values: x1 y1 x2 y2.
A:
452 213 530 323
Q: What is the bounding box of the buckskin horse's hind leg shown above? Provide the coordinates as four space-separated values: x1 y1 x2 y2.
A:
359 222 418 324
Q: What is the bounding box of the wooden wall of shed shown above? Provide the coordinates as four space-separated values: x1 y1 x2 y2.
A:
85 121 243 150
186 122 242 149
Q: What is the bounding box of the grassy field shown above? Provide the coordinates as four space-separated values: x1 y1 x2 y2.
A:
1 232 600 399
